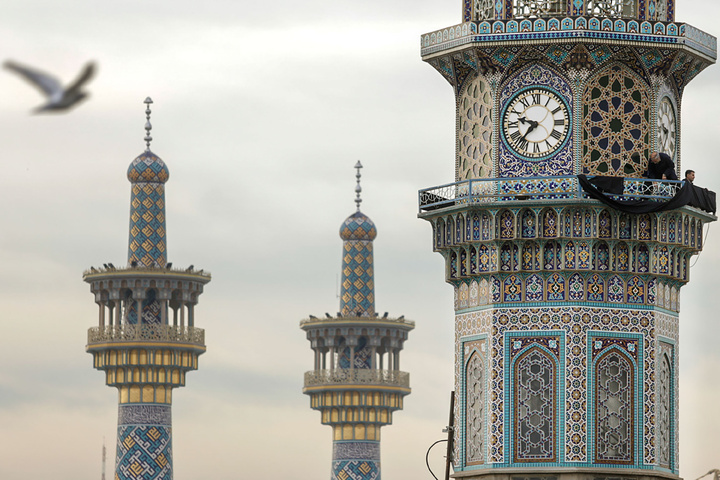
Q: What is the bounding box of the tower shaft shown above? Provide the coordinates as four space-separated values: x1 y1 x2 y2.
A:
419 2 716 479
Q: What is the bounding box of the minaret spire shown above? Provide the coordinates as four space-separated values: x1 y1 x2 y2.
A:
84 97 211 480
339 162 376 317
301 162 413 480
127 97 169 268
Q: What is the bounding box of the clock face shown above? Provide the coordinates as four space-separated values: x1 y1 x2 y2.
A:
502 88 570 159
657 97 676 157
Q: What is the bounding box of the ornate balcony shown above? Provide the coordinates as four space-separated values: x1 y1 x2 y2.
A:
303 369 410 389
87 324 205 347
418 175 686 212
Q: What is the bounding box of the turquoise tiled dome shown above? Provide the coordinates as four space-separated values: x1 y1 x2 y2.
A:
340 211 377 241
127 150 169 184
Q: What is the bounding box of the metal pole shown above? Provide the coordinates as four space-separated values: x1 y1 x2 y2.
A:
444 391 455 480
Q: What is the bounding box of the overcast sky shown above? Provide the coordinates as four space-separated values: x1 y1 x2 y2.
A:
1 1 718 479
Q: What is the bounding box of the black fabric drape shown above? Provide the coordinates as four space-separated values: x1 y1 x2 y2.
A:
578 175 716 214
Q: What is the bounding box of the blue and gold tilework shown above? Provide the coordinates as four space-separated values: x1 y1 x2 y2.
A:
127 150 169 268
116 405 172 480
332 441 380 480
339 211 377 317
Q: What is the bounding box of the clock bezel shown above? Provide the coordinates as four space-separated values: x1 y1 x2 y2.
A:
500 86 571 161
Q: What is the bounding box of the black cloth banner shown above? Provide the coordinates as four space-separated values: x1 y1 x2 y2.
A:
578 175 716 214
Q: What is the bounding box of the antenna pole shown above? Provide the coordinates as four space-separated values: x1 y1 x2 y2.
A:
101 437 106 480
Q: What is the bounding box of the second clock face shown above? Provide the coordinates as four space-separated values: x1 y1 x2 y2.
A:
657 96 676 157
502 88 570 159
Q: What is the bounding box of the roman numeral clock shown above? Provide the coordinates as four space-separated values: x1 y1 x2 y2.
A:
418 1 717 480
502 88 570 158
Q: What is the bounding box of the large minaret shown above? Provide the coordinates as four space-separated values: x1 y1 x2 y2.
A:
85 98 210 480
418 2 716 480
301 162 414 480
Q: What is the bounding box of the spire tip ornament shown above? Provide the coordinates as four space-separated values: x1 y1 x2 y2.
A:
144 97 153 151
354 160 363 212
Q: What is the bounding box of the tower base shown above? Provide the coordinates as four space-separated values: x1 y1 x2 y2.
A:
451 468 680 480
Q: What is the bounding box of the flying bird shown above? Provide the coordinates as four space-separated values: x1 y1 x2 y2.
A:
4 60 96 113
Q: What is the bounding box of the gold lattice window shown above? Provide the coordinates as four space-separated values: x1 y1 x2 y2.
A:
473 0 495 20
582 64 649 176
587 0 635 17
457 75 493 180
513 0 566 18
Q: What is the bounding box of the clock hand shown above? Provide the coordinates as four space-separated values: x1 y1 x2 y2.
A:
524 119 539 137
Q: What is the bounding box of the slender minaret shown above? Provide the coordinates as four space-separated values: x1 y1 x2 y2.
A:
85 98 210 480
301 162 414 480
418 2 716 479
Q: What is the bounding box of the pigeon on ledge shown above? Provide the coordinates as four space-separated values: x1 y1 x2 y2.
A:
4 60 96 113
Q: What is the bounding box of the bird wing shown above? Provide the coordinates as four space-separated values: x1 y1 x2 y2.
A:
65 61 96 94
3 60 63 98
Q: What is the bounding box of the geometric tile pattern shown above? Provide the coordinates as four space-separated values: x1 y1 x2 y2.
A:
116 425 172 480
116 405 172 480
127 151 169 268
126 292 162 325
582 64 650 176
453 306 677 472
340 239 375 317
339 211 377 317
435 207 705 291
457 73 493 180
332 441 380 480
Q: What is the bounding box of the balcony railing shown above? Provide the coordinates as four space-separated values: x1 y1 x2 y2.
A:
299 315 415 328
83 265 211 279
304 369 410 389
419 175 683 212
87 324 205 346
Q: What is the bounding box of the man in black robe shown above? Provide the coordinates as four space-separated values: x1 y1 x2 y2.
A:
646 152 678 180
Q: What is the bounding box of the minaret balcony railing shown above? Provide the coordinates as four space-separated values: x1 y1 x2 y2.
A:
304 369 410 389
300 315 415 328
83 265 211 279
419 175 683 212
87 324 205 346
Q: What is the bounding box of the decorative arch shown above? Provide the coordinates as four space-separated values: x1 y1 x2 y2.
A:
472 213 481 241
582 63 651 176
457 214 465 243
598 209 612 238
541 208 558 238
615 242 630 271
465 349 486 465
594 347 636 464
544 241 560 270
657 349 673 468
436 218 445 248
481 212 492 240
521 242 538 271
512 345 557 462
499 210 516 239
521 209 536 238
595 242 610 270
